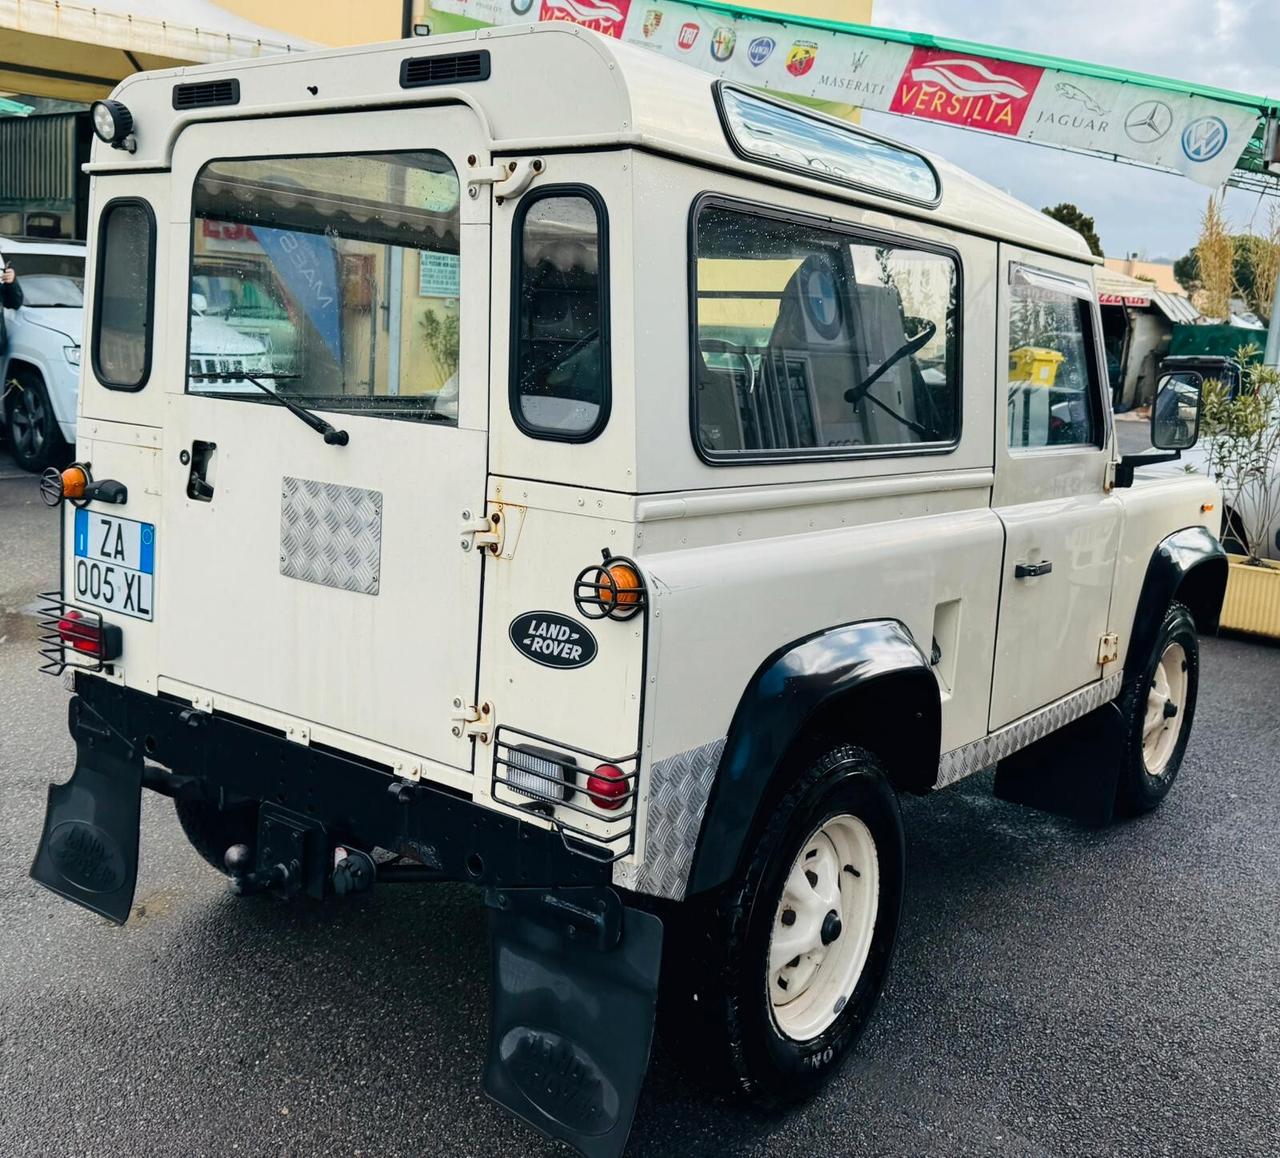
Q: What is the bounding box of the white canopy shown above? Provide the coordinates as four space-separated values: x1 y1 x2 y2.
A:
0 0 319 101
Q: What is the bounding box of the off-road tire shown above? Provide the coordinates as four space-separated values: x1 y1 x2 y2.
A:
3 369 64 472
1116 601 1199 816
662 745 904 1107
173 793 260 874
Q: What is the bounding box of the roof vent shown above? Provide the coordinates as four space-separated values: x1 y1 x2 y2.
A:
399 50 491 89
172 79 240 111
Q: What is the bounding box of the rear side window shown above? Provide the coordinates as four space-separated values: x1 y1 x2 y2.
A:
511 188 610 442
692 201 960 461
1006 266 1101 450
93 199 155 390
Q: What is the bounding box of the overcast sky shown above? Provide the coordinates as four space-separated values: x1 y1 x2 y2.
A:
861 0 1280 261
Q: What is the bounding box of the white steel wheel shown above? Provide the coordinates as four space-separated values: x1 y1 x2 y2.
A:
1142 641 1188 777
767 813 879 1042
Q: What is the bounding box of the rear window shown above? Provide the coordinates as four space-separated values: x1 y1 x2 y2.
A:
692 201 960 461
93 200 155 390
510 187 610 442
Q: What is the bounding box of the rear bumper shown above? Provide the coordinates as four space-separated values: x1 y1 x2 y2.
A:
70 672 612 891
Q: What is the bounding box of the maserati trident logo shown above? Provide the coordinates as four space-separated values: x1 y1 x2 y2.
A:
1124 99 1174 144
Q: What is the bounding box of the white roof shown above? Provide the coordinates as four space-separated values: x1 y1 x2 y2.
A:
0 237 86 257
95 23 1091 261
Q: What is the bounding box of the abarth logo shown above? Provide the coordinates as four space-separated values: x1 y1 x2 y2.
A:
538 0 631 38
711 26 736 61
748 36 775 66
786 40 818 77
677 22 700 50
1182 115 1229 163
1124 99 1174 143
641 8 662 37
510 611 598 669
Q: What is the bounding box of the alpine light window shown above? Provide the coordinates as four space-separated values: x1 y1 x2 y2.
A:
693 202 960 461
189 151 461 424
93 199 155 390
511 188 610 442
717 84 940 206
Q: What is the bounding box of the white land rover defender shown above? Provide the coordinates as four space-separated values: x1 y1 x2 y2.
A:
31 26 1226 1158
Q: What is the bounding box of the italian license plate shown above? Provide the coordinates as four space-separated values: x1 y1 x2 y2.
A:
72 510 155 620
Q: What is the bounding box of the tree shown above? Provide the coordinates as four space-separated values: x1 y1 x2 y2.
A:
1172 206 1280 321
1041 202 1103 257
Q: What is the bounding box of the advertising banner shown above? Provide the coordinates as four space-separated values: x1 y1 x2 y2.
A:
431 0 1265 188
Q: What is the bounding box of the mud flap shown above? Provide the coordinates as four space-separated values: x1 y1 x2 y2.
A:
30 698 143 925
484 886 663 1158
994 700 1126 825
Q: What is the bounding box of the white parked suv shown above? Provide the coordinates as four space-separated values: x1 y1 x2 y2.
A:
0 237 85 472
30 29 1230 1158
1 237 270 471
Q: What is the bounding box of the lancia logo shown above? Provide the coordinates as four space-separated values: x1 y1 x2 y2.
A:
1124 99 1173 144
510 611 598 669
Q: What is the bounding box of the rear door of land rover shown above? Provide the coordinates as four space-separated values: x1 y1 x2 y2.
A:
157 106 489 778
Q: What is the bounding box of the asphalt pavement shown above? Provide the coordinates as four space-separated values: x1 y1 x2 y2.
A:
1 445 1278 1157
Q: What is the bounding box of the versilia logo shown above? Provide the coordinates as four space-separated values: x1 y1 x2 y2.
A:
538 0 632 38
890 48 1044 135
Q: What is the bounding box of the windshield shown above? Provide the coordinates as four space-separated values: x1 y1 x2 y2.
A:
188 150 461 421
5 253 85 307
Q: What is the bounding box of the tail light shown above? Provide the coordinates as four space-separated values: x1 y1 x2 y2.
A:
586 763 629 811
57 610 123 661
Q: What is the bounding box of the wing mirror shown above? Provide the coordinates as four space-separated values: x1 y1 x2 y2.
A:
190 291 208 315
1115 371 1204 487
1151 370 1204 451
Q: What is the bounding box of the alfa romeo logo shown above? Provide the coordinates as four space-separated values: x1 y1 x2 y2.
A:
1181 115 1229 163
1124 100 1173 144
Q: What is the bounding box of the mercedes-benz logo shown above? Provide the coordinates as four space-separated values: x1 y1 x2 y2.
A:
1124 100 1174 144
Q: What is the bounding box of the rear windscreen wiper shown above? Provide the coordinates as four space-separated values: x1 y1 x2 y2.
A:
193 373 350 446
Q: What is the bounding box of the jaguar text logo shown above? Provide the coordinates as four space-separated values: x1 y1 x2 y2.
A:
891 48 1044 135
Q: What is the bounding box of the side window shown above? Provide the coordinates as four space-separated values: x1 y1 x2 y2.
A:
93 200 155 390
511 188 610 442
1006 266 1101 450
692 202 960 460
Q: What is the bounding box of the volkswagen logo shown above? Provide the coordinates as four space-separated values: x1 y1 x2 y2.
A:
1124 100 1173 144
1182 115 1229 163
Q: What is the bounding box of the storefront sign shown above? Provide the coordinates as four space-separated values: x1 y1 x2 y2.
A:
431 0 1264 188
1099 292 1153 308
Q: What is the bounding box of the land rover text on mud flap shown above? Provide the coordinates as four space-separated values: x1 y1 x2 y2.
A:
30 26 1227 1158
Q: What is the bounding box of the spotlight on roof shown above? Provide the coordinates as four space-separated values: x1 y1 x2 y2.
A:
90 100 135 151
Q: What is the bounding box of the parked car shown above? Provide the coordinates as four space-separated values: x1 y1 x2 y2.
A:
0 237 85 471
0 238 272 471
32 31 1227 1158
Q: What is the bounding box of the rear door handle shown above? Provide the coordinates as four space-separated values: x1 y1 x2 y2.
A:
1015 560 1053 579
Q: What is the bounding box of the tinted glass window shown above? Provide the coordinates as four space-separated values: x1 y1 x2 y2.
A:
1007 269 1100 450
512 191 609 441
190 151 461 424
693 205 960 458
94 202 153 389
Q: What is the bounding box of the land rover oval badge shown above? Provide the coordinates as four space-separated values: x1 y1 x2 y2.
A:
510 611 597 670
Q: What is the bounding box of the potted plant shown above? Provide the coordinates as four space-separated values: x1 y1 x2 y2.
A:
1199 355 1280 638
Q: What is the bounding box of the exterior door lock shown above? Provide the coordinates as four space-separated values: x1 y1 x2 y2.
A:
1014 560 1053 579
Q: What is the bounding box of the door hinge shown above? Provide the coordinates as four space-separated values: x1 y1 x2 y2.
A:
1098 633 1120 665
467 156 545 200
451 697 494 743
459 507 503 554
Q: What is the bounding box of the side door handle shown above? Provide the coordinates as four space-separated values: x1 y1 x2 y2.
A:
1015 560 1053 579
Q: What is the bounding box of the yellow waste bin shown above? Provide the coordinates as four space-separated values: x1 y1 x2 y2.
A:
1009 346 1065 387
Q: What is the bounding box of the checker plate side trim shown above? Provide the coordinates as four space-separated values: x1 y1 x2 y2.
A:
935 672 1124 789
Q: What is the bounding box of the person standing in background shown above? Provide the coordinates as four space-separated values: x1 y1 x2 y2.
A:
1 264 23 355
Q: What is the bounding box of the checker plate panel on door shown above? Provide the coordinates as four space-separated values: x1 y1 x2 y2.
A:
279 476 383 595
